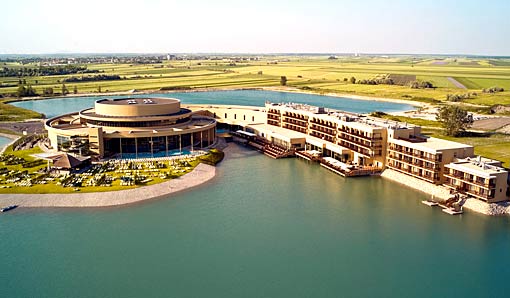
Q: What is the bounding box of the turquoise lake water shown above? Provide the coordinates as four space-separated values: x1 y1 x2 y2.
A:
10 90 415 118
1 145 510 298
0 136 10 149
3 90 510 297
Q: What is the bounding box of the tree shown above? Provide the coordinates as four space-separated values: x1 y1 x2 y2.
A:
16 84 37 98
349 76 356 84
280 76 287 86
436 105 473 136
61 83 69 95
43 87 54 96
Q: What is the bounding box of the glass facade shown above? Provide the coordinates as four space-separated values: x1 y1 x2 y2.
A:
102 128 215 158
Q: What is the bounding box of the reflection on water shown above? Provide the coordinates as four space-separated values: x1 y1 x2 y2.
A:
11 90 415 118
0 144 509 298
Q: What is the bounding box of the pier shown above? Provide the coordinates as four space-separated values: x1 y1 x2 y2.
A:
421 195 466 215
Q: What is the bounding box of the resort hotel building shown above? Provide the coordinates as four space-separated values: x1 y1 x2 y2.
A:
187 102 509 203
46 98 509 203
45 97 216 159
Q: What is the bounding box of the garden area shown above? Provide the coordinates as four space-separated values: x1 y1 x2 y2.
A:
0 147 224 194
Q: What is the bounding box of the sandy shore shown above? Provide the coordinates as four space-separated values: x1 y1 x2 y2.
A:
0 163 216 208
380 169 451 200
0 133 20 154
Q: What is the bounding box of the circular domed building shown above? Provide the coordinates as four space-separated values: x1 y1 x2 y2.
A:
45 97 216 159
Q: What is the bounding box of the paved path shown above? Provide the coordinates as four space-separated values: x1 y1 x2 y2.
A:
0 163 216 208
446 77 467 89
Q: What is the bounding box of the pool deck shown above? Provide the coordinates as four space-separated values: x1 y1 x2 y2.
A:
0 163 216 208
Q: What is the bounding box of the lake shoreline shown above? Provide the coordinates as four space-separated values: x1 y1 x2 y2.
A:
0 133 20 154
4 86 425 111
0 163 216 208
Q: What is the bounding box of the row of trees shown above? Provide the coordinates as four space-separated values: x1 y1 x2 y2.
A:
446 92 478 102
20 83 79 97
482 86 504 93
1 65 99 77
347 76 434 89
409 81 434 89
16 84 37 97
63 74 121 83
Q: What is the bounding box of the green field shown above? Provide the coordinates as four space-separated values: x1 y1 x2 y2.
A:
2 56 510 108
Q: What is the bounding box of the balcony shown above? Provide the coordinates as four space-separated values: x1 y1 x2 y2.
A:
283 124 307 134
338 127 381 142
387 155 440 172
340 135 382 148
338 141 372 157
388 147 439 162
386 164 437 183
283 120 308 129
444 173 495 189
310 120 337 130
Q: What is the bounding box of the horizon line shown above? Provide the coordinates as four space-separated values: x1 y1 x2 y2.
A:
1 52 509 58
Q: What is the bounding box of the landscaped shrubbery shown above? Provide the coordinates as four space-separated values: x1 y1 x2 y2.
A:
198 149 224 165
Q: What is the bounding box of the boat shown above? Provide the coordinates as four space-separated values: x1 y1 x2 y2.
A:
1 205 18 212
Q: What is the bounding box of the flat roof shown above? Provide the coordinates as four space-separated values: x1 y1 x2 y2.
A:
248 123 305 141
446 161 507 178
392 136 473 154
96 97 179 105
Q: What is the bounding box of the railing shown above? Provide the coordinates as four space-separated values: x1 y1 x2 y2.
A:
338 141 372 157
320 159 382 177
444 173 495 189
310 120 337 130
388 155 440 172
283 118 308 127
339 135 382 150
388 147 439 162
338 127 382 142
309 126 336 137
386 163 437 183
444 182 491 200
283 124 306 133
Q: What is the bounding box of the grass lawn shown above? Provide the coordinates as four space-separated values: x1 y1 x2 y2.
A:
0 147 223 194
378 114 442 128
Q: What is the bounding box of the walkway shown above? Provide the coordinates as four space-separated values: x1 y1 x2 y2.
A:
0 163 216 208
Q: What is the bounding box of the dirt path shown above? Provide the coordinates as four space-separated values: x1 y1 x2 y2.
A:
446 77 467 89
0 163 216 208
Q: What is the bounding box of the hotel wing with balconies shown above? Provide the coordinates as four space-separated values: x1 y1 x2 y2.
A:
191 101 508 203
444 157 509 203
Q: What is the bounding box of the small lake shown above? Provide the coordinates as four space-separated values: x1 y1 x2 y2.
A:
10 90 415 118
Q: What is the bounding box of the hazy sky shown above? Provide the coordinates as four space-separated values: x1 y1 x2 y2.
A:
1 0 509 55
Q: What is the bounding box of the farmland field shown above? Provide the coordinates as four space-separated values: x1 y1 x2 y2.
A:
1 56 510 107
